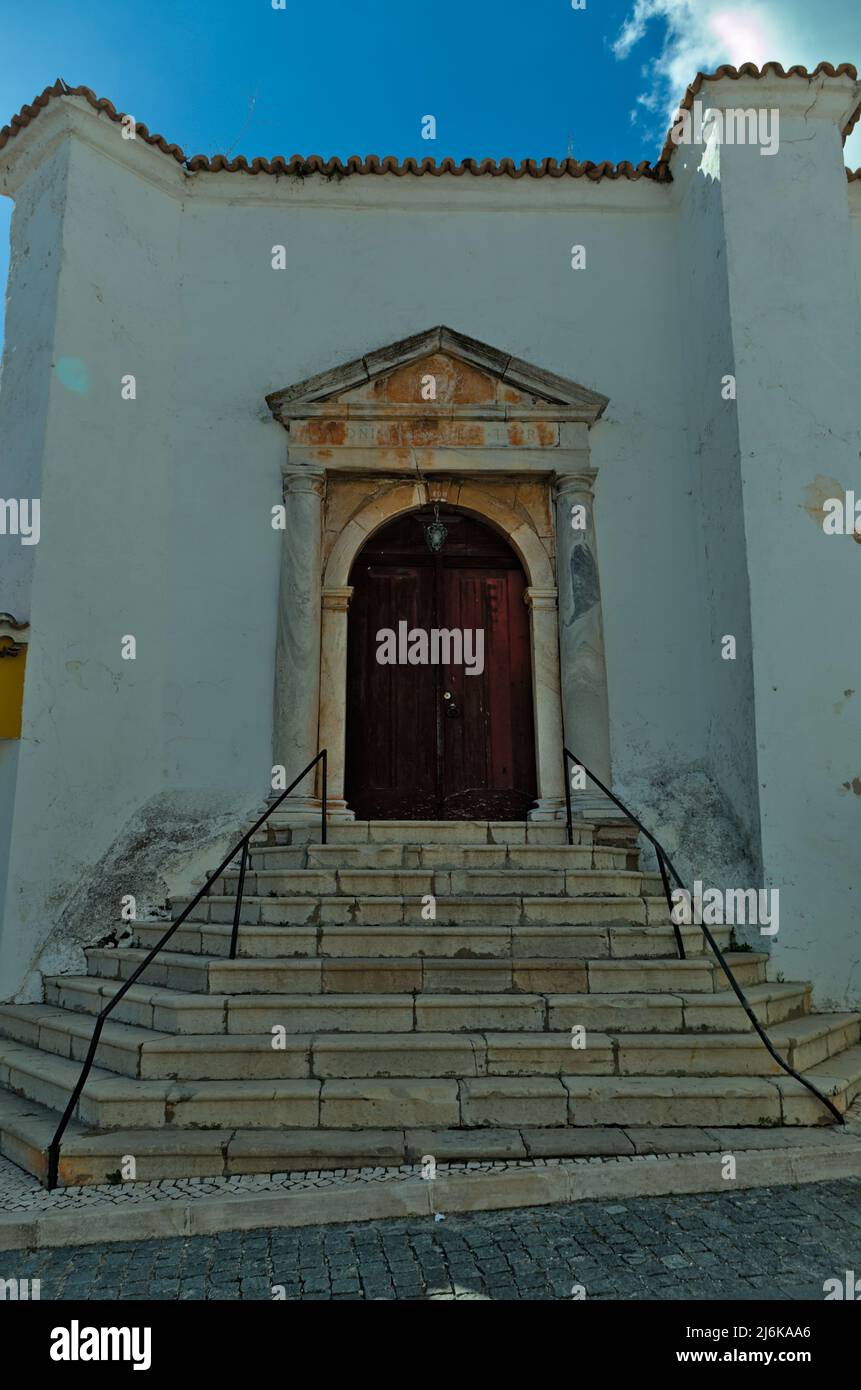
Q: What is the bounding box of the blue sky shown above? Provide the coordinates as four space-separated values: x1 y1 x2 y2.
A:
1 0 860 349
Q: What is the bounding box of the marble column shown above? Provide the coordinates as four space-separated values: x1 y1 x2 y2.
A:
272 466 325 819
524 587 566 821
318 585 355 820
553 471 614 817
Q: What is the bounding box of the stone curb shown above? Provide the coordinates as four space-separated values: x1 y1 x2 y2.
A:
1 1137 860 1252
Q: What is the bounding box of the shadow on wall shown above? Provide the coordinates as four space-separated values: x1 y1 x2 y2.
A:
14 788 262 1002
616 762 762 951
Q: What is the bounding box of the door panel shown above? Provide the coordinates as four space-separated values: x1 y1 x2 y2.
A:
440 566 535 820
345 563 438 819
345 510 537 820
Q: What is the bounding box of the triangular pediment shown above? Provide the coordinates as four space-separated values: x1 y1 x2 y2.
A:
266 326 608 424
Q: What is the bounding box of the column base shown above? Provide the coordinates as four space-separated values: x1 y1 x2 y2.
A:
528 797 567 823
266 794 356 827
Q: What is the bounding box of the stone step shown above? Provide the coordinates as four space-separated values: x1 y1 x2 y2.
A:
44 966 775 1038
764 1011 861 1072
224 842 636 873
3 1036 859 1133
71 947 765 1001
84 949 595 996
176 893 670 928
614 1014 861 1076
6 1085 847 1189
547 982 810 1032
84 940 746 996
0 1039 322 1130
0 1086 499 1186
254 820 601 847
0 1009 607 1079
132 919 729 961
2 1003 855 1082
205 866 648 899
44 977 547 1033
582 953 768 993
44 976 235 1033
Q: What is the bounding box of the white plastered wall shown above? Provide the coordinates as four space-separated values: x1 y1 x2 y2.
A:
4 85 855 1000
707 77 861 1007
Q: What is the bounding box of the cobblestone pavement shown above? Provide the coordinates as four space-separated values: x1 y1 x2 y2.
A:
2 1177 859 1300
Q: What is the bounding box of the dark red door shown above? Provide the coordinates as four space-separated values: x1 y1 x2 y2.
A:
345 509 537 820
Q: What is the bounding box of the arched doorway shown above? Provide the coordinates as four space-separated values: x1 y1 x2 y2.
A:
345 507 537 820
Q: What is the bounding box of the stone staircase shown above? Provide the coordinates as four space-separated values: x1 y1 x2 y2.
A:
1 818 860 1187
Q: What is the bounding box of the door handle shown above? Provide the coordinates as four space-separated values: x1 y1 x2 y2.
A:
443 691 459 718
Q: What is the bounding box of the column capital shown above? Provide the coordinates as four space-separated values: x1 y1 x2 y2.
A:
322 586 353 612
524 587 558 611
282 465 326 500
553 469 597 500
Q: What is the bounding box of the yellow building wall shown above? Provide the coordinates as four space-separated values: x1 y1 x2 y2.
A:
0 645 27 738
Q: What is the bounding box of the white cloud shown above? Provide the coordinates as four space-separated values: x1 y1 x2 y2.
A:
614 0 861 166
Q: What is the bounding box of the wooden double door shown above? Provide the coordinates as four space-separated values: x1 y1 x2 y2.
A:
345 509 536 820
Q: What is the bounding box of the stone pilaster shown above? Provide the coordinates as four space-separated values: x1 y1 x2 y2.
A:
523 587 566 821
272 466 325 818
553 471 614 817
318 585 356 821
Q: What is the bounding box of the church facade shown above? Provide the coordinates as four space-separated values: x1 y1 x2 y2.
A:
0 61 859 1101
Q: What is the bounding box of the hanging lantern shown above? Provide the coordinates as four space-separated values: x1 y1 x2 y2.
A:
424 503 448 553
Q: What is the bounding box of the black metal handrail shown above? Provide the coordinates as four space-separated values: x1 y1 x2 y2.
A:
45 750 328 1189
563 748 844 1126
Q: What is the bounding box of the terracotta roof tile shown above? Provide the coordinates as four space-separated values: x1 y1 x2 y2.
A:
0 80 666 181
2 70 859 184
657 61 861 170
0 80 188 165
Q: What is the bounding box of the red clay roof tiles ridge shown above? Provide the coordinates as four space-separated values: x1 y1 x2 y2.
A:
656 61 861 170
0 79 187 165
1 70 859 183
0 79 662 181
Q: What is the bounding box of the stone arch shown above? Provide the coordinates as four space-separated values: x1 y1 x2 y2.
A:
319 480 564 820
271 326 612 825
323 479 555 591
